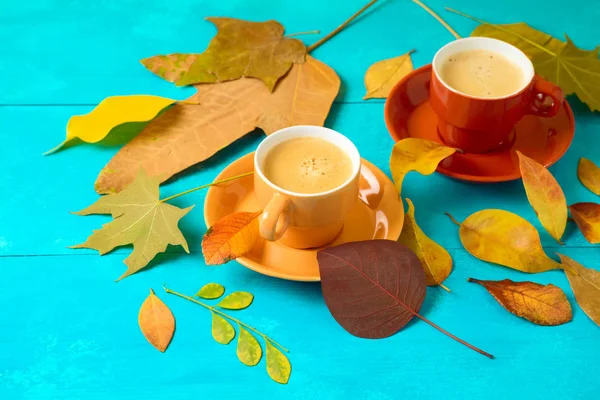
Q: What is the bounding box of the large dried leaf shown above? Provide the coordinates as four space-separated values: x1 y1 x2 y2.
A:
202 212 262 265
363 50 414 99
390 138 456 197
578 158 600 195
72 170 192 280
559 254 600 327
517 151 567 243
211 313 236 345
95 56 339 194
468 278 572 326
140 54 198 83
458 210 561 273
138 289 175 352
265 341 291 384
237 327 262 366
399 199 452 288
569 203 600 244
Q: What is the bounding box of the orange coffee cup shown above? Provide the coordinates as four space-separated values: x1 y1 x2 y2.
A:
430 37 564 154
254 125 361 249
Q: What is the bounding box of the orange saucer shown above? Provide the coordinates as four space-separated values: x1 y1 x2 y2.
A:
384 64 575 182
204 153 404 281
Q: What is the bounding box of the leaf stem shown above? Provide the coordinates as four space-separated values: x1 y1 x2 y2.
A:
160 172 253 203
411 0 461 39
285 30 321 38
307 0 379 53
42 139 68 156
439 283 451 292
163 286 289 353
445 212 462 226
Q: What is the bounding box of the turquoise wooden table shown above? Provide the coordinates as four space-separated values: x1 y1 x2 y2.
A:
1 0 599 398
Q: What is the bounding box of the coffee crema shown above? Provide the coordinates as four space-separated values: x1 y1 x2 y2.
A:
439 49 524 98
262 137 353 194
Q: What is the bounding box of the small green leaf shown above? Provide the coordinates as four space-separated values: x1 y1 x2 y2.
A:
266 341 291 384
211 313 235 345
217 291 254 310
195 283 225 299
236 327 262 366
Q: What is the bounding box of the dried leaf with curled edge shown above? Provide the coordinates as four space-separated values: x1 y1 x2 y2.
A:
195 283 225 299
390 138 456 197
237 327 262 366
559 254 600 327
95 56 339 194
202 212 262 265
517 151 567 243
570 203 600 244
458 210 562 273
266 341 291 384
468 278 572 326
72 170 192 281
211 313 236 345
363 50 414 99
138 289 175 352
44 95 175 155
578 158 600 195
217 292 254 310
399 199 452 290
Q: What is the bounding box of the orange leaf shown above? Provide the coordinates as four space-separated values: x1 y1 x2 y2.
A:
138 289 175 352
517 151 567 243
569 203 600 244
468 278 572 326
578 157 600 195
559 254 600 327
202 211 262 265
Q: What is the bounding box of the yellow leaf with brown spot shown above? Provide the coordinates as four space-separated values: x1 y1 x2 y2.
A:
363 50 414 99
517 151 567 243
559 254 600 327
138 289 175 352
578 158 600 195
202 211 262 265
458 209 561 273
266 341 291 384
569 203 600 244
399 199 452 288
468 278 572 326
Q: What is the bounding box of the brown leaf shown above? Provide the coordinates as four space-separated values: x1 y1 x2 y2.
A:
399 199 452 289
202 211 262 265
468 278 572 326
578 158 600 195
570 203 600 244
138 289 175 352
95 56 339 194
559 254 600 327
363 50 414 99
140 54 198 83
517 151 567 243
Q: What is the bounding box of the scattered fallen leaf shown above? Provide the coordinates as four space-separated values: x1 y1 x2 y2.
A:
237 327 262 366
95 56 339 194
138 289 175 352
146 18 307 90
559 254 600 327
468 278 572 326
217 292 254 310
202 211 262 265
399 199 452 290
569 203 600 244
457 210 561 273
363 50 414 99
196 283 226 299
212 313 236 344
578 158 600 195
44 95 175 155
517 151 567 243
72 170 193 280
266 341 292 384
390 138 456 197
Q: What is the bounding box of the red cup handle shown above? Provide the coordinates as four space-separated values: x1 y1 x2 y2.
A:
528 75 564 117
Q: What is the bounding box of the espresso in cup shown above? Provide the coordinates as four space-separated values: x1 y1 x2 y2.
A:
262 137 353 194
439 49 524 98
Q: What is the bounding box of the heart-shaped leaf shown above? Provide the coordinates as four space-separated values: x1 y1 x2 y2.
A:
195 283 226 299
578 158 600 195
569 203 600 244
211 313 235 345
202 211 262 265
559 254 600 327
138 289 175 352
363 50 414 99
237 327 262 366
217 292 254 310
265 341 291 384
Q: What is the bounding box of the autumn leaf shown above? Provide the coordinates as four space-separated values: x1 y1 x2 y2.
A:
212 313 236 345
363 50 414 99
468 278 572 326
202 212 262 265
44 95 175 155
390 138 456 197
237 327 262 366
195 283 226 299
140 54 198 83
399 199 452 290
559 254 600 327
266 341 292 384
217 292 254 310
138 289 175 352
72 170 192 280
578 158 600 195
95 56 339 194
456 210 562 273
569 203 600 244
517 151 567 244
